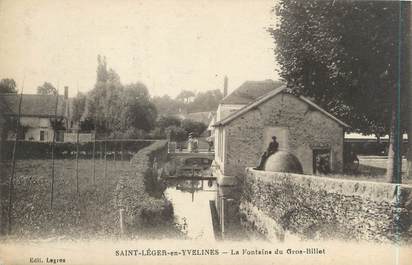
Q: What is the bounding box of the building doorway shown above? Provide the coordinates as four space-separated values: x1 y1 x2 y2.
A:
313 148 331 174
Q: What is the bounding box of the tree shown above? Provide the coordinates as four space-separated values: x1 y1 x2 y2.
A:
270 0 409 182
0 79 17 93
121 83 157 132
71 92 87 124
82 55 158 136
165 125 187 142
181 119 207 137
83 55 123 133
152 95 182 114
153 89 223 114
79 117 95 132
187 89 223 113
37 82 57 95
156 115 181 132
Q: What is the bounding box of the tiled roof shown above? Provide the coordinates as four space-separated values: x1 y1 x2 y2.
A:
220 79 284 104
214 85 350 128
0 93 67 117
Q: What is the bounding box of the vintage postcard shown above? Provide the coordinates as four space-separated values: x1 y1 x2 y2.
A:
0 0 411 264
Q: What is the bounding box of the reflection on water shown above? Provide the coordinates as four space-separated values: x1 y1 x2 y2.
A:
164 179 217 240
164 178 250 241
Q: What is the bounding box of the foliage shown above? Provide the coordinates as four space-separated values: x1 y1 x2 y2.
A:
270 0 410 182
0 78 17 93
122 141 180 235
269 0 409 135
0 115 28 139
1 156 175 238
153 89 223 115
109 128 148 139
121 83 157 132
189 89 223 113
83 56 123 132
81 56 158 136
176 90 195 103
1 140 151 160
50 117 66 131
37 82 57 95
180 119 207 137
79 117 95 132
165 125 187 142
152 95 183 114
71 92 87 124
156 115 181 132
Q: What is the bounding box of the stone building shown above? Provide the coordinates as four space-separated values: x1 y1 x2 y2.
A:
212 80 349 185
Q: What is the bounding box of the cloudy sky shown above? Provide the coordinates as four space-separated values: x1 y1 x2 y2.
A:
0 0 279 98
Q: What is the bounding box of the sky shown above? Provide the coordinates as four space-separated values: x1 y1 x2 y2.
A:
0 0 279 98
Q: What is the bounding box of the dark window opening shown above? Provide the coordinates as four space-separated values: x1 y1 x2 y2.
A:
313 148 331 174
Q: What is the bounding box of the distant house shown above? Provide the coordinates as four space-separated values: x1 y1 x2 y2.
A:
0 87 71 142
212 80 349 185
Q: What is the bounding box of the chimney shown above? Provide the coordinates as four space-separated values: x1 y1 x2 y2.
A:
223 76 228 97
64 86 70 126
64 86 69 99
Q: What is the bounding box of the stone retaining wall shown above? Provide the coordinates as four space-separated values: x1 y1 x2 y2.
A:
240 168 412 243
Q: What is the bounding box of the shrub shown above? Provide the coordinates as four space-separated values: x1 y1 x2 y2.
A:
1 140 151 160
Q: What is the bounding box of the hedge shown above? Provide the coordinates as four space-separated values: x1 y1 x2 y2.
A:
116 140 175 231
1 140 152 160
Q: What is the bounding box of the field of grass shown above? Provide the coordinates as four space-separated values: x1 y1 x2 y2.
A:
0 158 181 239
0 159 131 239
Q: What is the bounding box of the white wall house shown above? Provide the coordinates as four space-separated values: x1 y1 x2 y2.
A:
1 88 70 142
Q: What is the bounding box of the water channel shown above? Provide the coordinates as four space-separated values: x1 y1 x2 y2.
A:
164 177 250 241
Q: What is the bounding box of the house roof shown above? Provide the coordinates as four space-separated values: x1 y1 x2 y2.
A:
220 79 284 105
214 85 350 128
0 93 67 118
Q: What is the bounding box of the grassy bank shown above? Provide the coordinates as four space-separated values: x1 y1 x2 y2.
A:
0 159 129 239
0 141 182 239
117 140 183 239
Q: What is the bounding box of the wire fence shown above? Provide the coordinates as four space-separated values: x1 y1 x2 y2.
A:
0 138 156 235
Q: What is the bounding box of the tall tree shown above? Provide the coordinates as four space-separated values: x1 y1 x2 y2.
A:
188 89 223 113
152 95 183 114
0 79 17 93
37 82 57 95
83 56 123 133
121 83 157 132
71 92 87 124
270 0 409 182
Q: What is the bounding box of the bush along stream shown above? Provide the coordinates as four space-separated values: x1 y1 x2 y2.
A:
115 140 185 239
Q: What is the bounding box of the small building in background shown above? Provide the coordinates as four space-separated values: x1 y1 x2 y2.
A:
344 132 408 156
212 80 349 185
0 87 71 142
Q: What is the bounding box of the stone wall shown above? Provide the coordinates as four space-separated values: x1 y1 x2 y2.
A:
115 140 173 234
224 93 344 177
240 168 412 243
